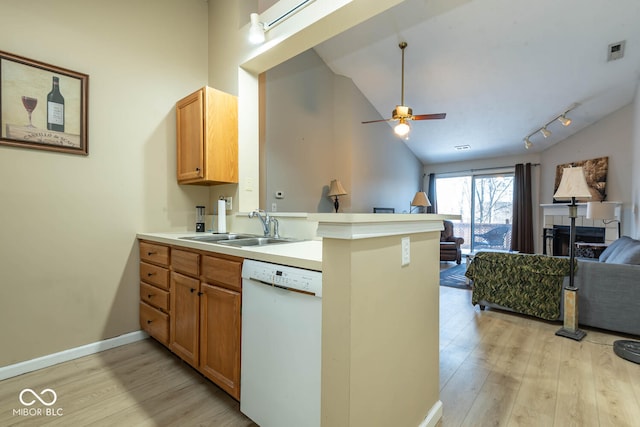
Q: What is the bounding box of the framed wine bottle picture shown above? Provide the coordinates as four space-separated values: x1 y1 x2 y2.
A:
0 50 88 155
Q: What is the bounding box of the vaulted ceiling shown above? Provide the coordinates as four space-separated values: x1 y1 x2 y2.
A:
313 0 640 164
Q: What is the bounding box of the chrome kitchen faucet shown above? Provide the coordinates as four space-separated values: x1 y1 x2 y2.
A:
248 209 279 238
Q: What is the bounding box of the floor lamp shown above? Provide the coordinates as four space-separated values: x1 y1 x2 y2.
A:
553 166 591 341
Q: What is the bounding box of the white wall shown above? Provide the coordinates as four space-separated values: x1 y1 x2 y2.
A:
0 0 210 366
264 49 423 213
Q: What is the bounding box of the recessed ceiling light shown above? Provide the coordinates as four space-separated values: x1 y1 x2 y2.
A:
454 145 471 151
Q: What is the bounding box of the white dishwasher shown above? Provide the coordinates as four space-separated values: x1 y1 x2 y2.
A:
240 259 322 427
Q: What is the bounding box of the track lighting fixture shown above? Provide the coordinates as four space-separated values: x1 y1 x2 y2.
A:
248 0 316 45
522 103 578 150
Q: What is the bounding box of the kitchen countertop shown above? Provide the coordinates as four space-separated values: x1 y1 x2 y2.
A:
136 232 322 271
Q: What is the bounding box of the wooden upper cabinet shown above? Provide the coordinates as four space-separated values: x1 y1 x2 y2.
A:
176 86 238 185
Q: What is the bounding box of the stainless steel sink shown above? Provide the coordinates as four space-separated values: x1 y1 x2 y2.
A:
217 237 301 247
179 233 259 243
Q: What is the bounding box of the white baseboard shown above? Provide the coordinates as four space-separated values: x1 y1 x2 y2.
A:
0 330 148 381
419 400 443 427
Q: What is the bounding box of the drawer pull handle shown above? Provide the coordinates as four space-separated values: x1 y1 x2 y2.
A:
190 288 196 293
147 294 154 298
198 291 203 296
147 320 152 324
196 167 201 172
147 272 155 277
147 251 157 256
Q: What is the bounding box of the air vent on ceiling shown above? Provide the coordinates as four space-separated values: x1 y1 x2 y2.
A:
454 145 471 151
607 40 626 62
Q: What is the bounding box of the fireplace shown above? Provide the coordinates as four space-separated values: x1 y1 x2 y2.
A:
550 225 605 256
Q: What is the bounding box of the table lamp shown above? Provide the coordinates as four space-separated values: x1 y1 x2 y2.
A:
328 179 347 213
553 166 591 340
410 191 431 213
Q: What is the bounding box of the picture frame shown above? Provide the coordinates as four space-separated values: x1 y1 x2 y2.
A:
373 207 395 213
553 156 609 202
0 50 88 155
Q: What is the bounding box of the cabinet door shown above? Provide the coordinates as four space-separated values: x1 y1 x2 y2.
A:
176 89 204 182
170 272 200 367
199 282 241 400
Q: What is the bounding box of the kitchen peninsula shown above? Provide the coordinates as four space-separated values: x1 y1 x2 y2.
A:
138 213 454 427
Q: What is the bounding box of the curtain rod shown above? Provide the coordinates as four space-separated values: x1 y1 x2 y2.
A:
433 163 540 176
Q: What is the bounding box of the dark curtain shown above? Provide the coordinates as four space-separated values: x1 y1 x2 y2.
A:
511 163 534 253
426 173 437 213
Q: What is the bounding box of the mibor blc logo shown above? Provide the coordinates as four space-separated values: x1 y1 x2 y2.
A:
13 388 63 417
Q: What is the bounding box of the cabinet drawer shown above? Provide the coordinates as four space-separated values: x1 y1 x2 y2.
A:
140 242 170 266
172 249 200 277
202 255 242 291
140 302 169 345
140 262 170 290
140 282 170 312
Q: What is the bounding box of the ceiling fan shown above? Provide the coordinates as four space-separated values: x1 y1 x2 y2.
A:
362 42 446 137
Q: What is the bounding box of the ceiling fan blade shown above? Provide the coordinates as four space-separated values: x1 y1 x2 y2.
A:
362 118 394 124
412 113 447 121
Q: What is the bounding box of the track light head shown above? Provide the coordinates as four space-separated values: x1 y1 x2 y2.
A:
249 13 266 44
524 138 532 150
558 115 572 126
540 127 552 138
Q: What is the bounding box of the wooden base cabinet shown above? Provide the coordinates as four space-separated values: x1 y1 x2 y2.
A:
199 282 241 399
139 241 243 400
157 246 243 401
170 271 200 368
139 241 171 345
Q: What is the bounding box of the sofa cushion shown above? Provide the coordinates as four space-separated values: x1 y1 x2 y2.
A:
600 236 640 265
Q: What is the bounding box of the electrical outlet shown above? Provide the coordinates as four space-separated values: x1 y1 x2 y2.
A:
271 202 277 212
224 197 232 210
401 237 410 266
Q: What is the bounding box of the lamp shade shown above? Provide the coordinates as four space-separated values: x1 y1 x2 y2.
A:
328 179 347 197
586 201 616 220
411 191 431 207
553 167 592 201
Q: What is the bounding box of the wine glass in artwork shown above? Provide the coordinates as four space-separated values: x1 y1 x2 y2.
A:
21 96 38 128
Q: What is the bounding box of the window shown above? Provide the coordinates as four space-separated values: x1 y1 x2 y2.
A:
435 171 514 252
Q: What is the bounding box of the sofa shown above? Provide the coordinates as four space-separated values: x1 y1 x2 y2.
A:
440 220 464 264
465 236 640 336
465 252 572 320
576 236 640 336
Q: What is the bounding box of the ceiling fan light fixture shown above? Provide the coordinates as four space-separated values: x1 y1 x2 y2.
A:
540 127 552 138
394 119 410 136
558 114 572 126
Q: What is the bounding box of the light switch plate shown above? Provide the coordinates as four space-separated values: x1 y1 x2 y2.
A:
401 237 410 266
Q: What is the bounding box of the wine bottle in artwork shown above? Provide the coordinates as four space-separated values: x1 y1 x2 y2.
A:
47 76 65 132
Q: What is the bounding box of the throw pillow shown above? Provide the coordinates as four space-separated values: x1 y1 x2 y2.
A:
611 239 640 264
599 236 633 262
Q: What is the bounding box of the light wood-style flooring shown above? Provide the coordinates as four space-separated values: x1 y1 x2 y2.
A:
2 276 639 426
